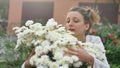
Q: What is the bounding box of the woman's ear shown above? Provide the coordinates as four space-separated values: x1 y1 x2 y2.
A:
85 23 90 30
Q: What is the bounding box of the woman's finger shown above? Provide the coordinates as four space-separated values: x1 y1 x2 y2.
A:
77 42 83 49
67 46 78 52
64 49 79 56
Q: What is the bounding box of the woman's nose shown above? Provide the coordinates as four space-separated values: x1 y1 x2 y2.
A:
68 21 74 27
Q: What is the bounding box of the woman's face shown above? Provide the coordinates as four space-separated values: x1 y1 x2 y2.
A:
65 11 89 37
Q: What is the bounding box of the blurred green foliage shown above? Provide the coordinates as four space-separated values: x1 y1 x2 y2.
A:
90 23 120 68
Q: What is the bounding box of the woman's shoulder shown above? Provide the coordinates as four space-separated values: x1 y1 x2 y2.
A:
86 35 104 46
86 35 101 40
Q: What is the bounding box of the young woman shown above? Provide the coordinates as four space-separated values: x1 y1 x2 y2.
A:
64 6 110 68
22 6 110 68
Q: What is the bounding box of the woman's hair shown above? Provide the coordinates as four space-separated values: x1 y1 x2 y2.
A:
69 6 100 35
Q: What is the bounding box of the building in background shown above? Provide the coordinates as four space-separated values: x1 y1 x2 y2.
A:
4 0 120 34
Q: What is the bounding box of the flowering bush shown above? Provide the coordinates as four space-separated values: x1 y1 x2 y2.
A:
0 34 26 68
90 23 120 67
91 23 120 47
13 18 105 68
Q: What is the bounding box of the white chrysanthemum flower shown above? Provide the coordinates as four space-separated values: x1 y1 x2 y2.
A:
84 47 95 54
57 59 65 65
21 26 28 31
36 56 50 66
54 39 67 46
35 58 43 65
36 55 51 66
50 44 58 51
46 18 57 27
58 56 72 65
46 31 61 42
15 26 28 34
55 26 66 33
41 40 51 53
20 30 34 40
36 56 47 65
56 24 62 28
34 30 46 37
71 55 79 62
31 40 36 44
12 26 20 31
26 42 32 47
41 40 50 46
30 23 43 31
15 28 22 33
63 34 78 46
73 61 83 67
23 29 33 34
34 40 42 46
41 55 50 62
30 55 38 65
41 55 49 59
35 46 43 56
50 62 59 68
94 44 105 52
37 64 48 68
16 33 24 39
25 20 34 26
45 18 58 30
36 65 44 68
53 51 63 60
43 45 51 53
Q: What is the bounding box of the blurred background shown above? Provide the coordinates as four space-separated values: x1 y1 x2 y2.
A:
0 0 120 68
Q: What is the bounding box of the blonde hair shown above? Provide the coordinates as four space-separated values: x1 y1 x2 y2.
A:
84 6 100 25
69 6 100 34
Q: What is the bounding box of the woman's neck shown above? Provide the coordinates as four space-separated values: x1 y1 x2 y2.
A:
75 34 86 42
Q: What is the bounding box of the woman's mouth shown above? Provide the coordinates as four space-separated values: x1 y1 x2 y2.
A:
69 29 75 32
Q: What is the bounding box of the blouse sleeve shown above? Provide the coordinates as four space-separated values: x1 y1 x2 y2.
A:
86 35 110 68
21 62 25 68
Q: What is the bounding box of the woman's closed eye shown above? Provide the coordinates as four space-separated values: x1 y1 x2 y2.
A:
73 18 80 23
74 20 79 23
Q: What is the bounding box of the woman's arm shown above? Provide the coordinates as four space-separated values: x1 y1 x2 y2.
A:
86 35 110 68
93 54 110 68
64 41 110 68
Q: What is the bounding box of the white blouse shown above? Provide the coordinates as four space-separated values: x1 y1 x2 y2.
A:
22 35 110 68
86 35 110 68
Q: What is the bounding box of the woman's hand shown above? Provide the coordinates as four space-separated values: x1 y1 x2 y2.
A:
64 42 94 65
25 48 36 68
24 48 48 68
